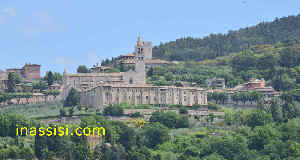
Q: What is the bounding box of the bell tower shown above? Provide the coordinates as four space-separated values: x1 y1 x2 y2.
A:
133 34 146 84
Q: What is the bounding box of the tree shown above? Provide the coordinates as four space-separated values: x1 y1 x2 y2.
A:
69 107 74 116
45 71 55 86
232 92 241 105
164 72 174 81
103 105 124 116
179 107 188 114
240 92 250 105
249 91 263 104
94 143 127 160
46 90 60 100
53 72 62 81
24 92 33 104
59 108 66 117
32 81 48 92
64 88 80 107
143 122 169 148
150 111 189 128
245 109 273 128
7 72 20 92
77 65 89 73
248 125 281 150
270 99 283 123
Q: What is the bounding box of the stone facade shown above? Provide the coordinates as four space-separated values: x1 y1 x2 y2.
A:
80 85 207 110
5 63 41 80
62 35 208 108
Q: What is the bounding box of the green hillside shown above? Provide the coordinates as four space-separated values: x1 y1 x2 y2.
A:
153 14 300 61
149 39 300 93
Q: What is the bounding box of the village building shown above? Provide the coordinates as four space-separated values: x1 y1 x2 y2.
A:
6 63 41 80
210 78 280 105
0 64 41 91
205 78 226 89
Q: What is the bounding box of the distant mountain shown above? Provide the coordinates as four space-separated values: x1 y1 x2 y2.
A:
153 14 300 61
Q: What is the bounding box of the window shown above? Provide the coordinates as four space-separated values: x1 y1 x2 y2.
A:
129 78 133 84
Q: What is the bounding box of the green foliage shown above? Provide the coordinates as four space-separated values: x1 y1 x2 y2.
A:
94 143 127 160
129 112 143 118
7 72 21 92
269 99 283 123
150 111 189 128
143 122 170 148
153 15 300 61
59 108 66 117
103 105 124 116
207 102 218 111
44 71 62 82
64 88 80 107
207 92 228 104
245 109 273 128
77 65 89 73
32 80 48 92
179 107 188 114
45 71 55 86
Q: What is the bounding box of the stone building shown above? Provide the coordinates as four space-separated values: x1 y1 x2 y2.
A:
6 63 41 80
62 35 148 98
80 85 207 110
205 78 225 89
62 35 208 109
119 35 169 69
0 70 8 91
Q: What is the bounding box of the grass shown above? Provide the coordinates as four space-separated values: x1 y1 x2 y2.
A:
0 102 97 119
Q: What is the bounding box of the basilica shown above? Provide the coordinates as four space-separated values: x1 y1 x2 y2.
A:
62 35 208 109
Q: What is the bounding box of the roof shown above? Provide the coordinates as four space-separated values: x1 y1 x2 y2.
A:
25 64 41 67
122 53 135 57
85 84 206 92
69 72 125 77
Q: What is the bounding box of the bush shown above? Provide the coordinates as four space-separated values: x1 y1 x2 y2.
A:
179 107 188 114
150 111 189 128
103 105 124 116
191 104 201 110
129 112 143 118
207 102 218 111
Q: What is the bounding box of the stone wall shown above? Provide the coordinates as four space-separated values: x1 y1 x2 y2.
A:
80 85 207 110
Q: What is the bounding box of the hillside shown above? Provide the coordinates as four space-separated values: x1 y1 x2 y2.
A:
149 39 300 92
153 14 300 61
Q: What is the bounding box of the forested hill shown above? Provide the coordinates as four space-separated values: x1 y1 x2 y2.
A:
153 14 300 61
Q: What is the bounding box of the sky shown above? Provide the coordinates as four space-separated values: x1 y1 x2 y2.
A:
0 0 300 75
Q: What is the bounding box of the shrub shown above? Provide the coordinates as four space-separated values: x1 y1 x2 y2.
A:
179 107 188 114
103 105 124 116
207 102 218 111
191 104 201 110
150 111 189 128
129 112 143 118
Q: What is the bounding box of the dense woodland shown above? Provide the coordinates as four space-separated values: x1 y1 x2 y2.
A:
153 14 300 61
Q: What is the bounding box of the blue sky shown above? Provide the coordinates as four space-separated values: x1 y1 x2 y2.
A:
0 0 300 75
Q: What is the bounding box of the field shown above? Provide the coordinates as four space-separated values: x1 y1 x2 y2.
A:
0 102 96 119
